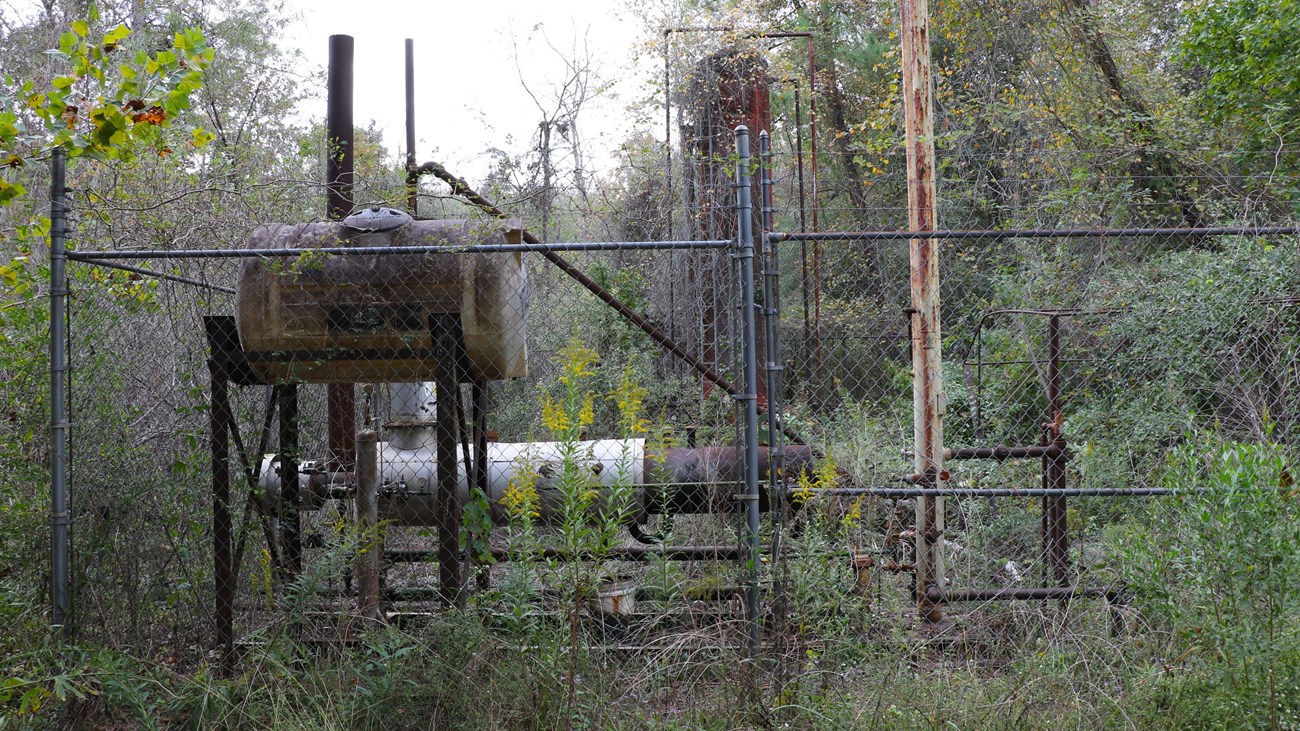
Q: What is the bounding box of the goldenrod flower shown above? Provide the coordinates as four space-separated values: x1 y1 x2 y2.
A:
503 465 542 521
541 393 570 433
557 338 598 386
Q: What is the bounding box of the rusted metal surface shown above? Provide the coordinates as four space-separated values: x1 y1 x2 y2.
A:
685 50 772 404
326 34 356 474
900 0 945 622
326 35 354 219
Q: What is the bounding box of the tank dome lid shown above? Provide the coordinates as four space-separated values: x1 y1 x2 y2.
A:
343 205 413 232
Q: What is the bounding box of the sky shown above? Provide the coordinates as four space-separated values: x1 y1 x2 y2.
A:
280 0 656 181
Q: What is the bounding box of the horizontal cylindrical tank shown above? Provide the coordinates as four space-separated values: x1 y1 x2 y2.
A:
258 437 814 527
376 438 647 525
236 219 528 383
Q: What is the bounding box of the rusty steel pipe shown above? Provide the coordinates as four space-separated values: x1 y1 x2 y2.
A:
326 34 357 473
404 38 418 214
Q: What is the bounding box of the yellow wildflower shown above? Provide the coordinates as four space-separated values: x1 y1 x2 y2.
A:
557 337 598 386
578 392 595 428
613 367 651 436
842 496 865 532
503 464 542 521
541 393 569 433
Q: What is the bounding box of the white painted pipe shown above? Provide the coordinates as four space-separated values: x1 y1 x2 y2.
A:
377 438 646 525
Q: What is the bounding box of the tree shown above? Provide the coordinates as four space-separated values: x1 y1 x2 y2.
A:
1179 0 1300 153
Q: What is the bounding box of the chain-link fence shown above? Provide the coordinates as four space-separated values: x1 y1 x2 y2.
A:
45 83 1300 671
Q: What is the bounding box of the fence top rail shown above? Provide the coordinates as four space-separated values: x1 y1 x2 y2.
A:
67 239 733 261
771 226 1300 242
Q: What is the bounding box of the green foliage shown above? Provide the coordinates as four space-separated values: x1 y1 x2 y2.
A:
1117 435 1300 729
0 17 213 205
1180 0 1300 150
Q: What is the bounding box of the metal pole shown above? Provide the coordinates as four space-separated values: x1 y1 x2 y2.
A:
807 35 823 402
759 131 784 537
355 430 382 621
900 0 945 622
327 34 357 474
404 38 418 215
734 126 762 657
1045 315 1069 589
432 317 464 608
663 29 673 239
277 385 301 580
793 86 810 355
208 360 235 674
49 147 70 638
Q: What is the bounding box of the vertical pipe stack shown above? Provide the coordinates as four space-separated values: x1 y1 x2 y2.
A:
734 126 762 656
899 0 946 621
404 38 418 214
326 34 357 473
49 148 70 637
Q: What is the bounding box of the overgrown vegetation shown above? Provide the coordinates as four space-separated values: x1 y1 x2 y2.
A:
3 0 1300 727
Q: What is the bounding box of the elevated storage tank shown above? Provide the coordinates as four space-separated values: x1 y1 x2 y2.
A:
236 218 528 383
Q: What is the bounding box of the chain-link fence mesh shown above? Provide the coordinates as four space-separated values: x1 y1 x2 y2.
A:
49 65 1300 666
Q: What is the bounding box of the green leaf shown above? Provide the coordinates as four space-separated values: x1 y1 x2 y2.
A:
103 24 130 45
70 20 88 37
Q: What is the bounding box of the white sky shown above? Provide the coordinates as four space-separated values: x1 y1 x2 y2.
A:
281 0 655 182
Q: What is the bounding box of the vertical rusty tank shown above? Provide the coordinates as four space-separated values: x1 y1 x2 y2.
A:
235 218 528 383
682 47 772 402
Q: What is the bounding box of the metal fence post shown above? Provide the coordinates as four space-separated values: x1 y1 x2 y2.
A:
49 147 70 639
734 126 762 656
759 131 785 546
